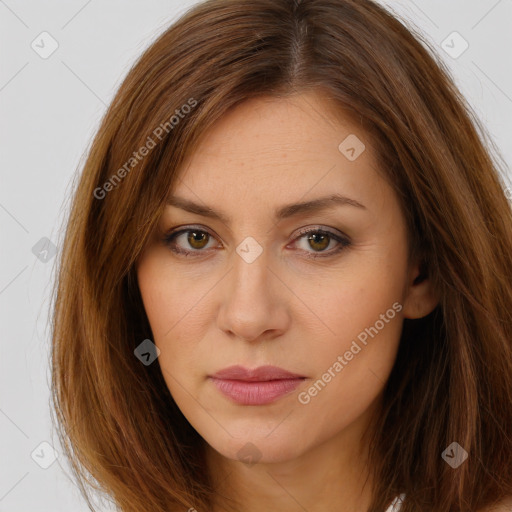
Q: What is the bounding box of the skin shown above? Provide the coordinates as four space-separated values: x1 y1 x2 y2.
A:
136 91 440 512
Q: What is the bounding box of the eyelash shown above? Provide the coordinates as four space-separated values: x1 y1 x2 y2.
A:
161 225 351 259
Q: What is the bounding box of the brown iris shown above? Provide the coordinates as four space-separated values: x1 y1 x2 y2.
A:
307 232 330 252
187 230 209 249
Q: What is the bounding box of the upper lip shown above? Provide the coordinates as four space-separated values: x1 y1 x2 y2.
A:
210 365 305 381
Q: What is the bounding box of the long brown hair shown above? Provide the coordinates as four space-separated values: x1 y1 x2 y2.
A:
50 0 512 510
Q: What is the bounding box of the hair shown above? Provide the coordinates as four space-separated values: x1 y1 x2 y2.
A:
50 0 512 511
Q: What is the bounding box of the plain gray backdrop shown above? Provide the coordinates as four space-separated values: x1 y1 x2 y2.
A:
1 1 511 510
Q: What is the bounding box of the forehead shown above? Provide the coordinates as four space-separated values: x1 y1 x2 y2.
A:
185 92 368 162
171 92 388 216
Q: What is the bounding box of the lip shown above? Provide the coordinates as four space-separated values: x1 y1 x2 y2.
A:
208 365 306 405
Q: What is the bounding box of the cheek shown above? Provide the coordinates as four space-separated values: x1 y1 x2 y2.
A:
136 251 213 385
297 248 406 353
137 248 203 338
294 246 407 410
293 287 404 442
302 282 404 391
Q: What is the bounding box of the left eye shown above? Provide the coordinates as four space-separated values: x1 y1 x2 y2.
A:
291 227 351 258
162 226 351 258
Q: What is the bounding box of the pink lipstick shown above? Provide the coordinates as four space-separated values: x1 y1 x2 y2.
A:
208 365 305 405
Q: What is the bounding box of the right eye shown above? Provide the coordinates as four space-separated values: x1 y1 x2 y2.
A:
162 226 220 257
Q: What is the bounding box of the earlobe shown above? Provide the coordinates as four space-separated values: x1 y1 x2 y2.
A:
402 259 440 319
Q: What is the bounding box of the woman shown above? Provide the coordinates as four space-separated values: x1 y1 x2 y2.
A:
50 0 512 511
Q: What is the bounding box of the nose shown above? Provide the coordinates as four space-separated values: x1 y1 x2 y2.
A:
216 248 290 343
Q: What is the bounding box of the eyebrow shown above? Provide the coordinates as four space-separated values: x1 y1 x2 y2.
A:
166 193 366 224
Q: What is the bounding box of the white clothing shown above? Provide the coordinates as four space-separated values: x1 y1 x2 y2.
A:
385 494 406 512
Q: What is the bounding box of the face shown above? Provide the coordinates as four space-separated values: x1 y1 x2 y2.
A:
136 91 437 465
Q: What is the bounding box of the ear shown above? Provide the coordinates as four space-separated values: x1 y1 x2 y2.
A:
402 258 440 319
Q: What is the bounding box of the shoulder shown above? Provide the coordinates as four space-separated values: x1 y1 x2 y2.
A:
478 496 512 512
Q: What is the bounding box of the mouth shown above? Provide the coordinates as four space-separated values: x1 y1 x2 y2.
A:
208 365 306 405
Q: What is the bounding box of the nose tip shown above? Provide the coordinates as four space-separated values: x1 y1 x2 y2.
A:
216 249 290 342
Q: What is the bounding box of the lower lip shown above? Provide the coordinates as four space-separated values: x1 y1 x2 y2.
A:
209 377 304 405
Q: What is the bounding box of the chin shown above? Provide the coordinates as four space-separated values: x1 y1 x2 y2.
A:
205 428 307 465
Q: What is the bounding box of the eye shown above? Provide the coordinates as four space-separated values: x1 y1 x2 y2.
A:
291 227 351 259
162 225 351 259
162 226 218 257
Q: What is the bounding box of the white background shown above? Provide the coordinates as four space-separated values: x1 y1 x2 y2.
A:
1 1 511 510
